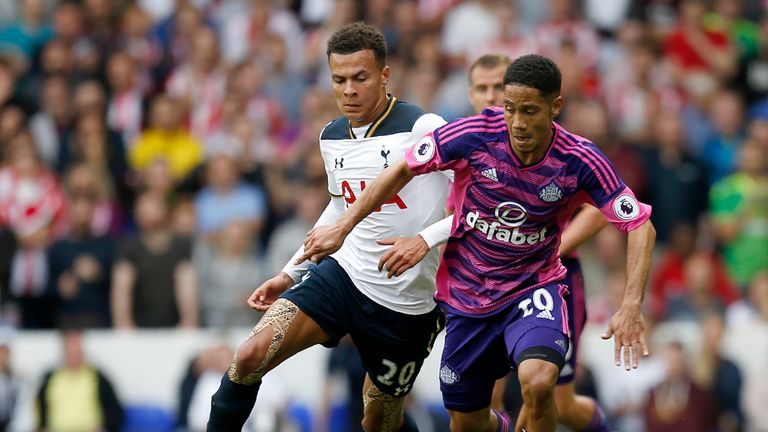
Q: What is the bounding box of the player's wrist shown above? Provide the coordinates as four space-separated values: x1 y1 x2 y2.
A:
619 301 642 311
277 271 297 287
415 234 430 251
336 217 355 237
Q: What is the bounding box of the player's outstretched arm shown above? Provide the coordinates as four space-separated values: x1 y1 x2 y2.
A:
297 160 416 263
376 215 453 278
559 204 607 256
601 219 656 370
248 272 295 311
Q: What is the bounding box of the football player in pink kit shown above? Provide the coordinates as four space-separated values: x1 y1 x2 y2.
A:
463 53 611 431
299 54 655 432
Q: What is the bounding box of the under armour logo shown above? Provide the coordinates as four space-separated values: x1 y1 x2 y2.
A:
393 384 411 396
380 146 390 168
335 157 344 168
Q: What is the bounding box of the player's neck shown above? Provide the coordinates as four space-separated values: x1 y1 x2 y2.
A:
349 93 390 128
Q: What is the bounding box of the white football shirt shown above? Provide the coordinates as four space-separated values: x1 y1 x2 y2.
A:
320 97 450 314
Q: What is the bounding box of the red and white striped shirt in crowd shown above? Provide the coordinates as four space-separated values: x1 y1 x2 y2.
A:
0 167 68 297
534 18 601 69
166 65 227 139
0 167 68 238
108 89 144 147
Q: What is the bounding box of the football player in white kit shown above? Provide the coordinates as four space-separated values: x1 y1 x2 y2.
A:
207 23 451 432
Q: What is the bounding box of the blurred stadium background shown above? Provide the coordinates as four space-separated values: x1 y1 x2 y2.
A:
0 0 766 431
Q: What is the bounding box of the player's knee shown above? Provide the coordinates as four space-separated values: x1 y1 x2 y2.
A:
518 360 558 408
234 331 272 375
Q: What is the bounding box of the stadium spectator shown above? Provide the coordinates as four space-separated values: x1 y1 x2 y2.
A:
63 163 122 238
73 79 112 117
178 344 236 431
701 88 747 184
663 252 727 321
28 74 71 168
106 52 145 147
663 0 737 96
691 310 743 432
641 109 709 243
650 225 738 320
642 341 718 432
194 220 263 328
726 270 768 327
0 131 67 329
60 111 129 204
265 179 328 277
128 94 203 180
709 139 768 289
166 26 225 140
0 0 52 63
111 191 197 329
193 153 266 243
36 329 123 432
47 185 115 329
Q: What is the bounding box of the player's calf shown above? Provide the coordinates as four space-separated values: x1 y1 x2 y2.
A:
207 299 300 431
362 380 409 432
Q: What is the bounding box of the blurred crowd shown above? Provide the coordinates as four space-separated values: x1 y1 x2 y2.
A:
0 0 766 430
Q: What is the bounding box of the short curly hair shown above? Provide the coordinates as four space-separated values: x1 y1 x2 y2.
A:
503 54 561 99
326 22 387 67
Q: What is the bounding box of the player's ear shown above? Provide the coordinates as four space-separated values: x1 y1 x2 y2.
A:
381 65 390 87
551 96 563 117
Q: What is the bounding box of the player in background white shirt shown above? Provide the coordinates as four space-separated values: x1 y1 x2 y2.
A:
206 23 451 432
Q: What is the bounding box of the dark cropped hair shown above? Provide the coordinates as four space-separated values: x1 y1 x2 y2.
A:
326 22 387 67
503 54 562 99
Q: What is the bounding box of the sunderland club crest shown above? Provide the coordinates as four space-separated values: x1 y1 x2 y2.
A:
539 181 563 203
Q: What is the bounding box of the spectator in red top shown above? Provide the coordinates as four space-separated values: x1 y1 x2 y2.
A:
663 0 737 96
650 225 739 320
0 131 68 328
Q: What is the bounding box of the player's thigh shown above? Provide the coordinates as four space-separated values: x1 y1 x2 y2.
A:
504 283 570 373
237 259 357 374
275 257 358 350
439 310 510 414
236 298 330 374
351 303 444 398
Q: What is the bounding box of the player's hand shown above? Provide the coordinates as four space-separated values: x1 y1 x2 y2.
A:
295 223 348 264
376 235 430 278
601 304 649 370
248 273 294 311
